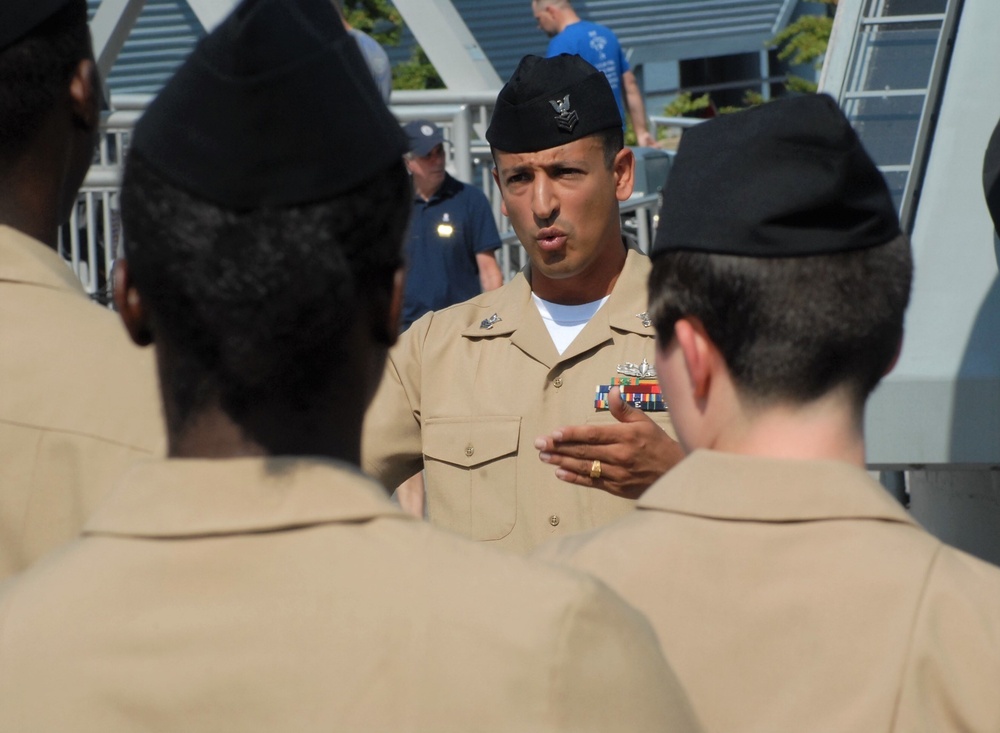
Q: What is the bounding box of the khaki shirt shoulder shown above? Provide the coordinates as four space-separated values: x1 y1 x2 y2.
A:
537 451 1000 733
363 249 676 553
0 226 164 578
0 457 701 733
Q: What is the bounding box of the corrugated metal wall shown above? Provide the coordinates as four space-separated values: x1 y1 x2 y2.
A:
89 0 797 96
391 0 799 82
87 0 204 95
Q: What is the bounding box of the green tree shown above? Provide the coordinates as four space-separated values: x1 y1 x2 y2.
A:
767 0 838 94
393 47 445 90
340 0 443 90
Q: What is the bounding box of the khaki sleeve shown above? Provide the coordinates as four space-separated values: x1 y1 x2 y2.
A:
893 546 1000 733
549 576 703 733
361 318 428 491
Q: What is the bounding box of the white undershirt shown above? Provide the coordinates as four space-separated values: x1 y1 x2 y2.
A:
531 293 610 354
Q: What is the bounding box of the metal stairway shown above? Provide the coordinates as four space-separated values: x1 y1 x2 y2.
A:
820 0 965 232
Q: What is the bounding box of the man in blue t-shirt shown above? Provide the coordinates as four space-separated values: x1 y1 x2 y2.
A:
532 0 658 148
402 120 503 329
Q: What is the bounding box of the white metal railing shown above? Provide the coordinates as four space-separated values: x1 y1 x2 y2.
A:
71 91 660 297
648 115 704 142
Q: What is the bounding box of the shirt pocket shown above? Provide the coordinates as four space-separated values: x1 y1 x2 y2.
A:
423 416 520 541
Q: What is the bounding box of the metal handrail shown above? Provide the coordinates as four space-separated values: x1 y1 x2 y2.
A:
75 94 660 297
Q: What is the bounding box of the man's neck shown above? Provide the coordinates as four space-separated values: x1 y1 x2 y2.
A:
556 8 582 33
0 168 62 249
712 394 867 468
414 175 445 202
530 238 628 304
167 403 362 465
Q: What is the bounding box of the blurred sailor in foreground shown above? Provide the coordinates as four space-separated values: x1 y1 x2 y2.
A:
0 0 164 580
538 94 1000 732
0 1 700 730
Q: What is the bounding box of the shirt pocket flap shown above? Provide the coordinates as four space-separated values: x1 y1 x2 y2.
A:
423 416 521 469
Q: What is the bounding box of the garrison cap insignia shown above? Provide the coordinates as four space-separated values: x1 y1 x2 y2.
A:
636 312 652 328
549 94 579 133
617 358 657 379
480 313 502 330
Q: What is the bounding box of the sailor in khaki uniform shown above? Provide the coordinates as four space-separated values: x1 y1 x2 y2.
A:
538 95 1000 732
0 3 702 730
363 54 683 553
0 0 164 580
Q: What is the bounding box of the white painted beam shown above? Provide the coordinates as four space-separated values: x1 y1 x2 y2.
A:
392 0 502 92
186 0 239 33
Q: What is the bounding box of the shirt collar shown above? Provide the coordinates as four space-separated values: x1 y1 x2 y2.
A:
84 457 413 538
638 450 918 526
413 172 460 205
0 224 87 295
459 246 654 341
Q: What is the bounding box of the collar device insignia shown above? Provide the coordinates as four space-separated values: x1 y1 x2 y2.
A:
480 313 502 330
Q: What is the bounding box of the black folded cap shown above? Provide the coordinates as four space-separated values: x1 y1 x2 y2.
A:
983 118 1000 235
130 0 407 210
0 0 74 50
652 94 901 258
486 54 621 153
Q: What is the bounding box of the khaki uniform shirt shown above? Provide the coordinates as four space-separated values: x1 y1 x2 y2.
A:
0 457 700 733
363 248 675 553
538 450 1000 733
0 226 164 579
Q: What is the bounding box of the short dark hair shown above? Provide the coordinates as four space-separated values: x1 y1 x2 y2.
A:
648 234 913 409
120 151 410 428
0 0 91 163
595 126 624 169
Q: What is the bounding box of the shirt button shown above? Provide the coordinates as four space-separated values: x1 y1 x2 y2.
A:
549 515 560 527
464 444 474 457
553 377 563 388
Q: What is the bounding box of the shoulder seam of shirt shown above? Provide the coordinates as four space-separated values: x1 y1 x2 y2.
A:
0 416 159 453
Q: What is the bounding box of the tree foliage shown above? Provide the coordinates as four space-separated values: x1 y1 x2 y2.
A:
393 47 445 90
341 0 402 45
340 0 443 90
767 0 838 94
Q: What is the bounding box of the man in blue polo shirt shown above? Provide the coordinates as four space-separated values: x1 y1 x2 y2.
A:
402 120 503 329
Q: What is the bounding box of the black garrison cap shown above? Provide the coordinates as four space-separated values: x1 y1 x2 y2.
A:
652 94 901 258
1 0 74 50
983 117 1000 235
130 0 407 210
486 54 621 153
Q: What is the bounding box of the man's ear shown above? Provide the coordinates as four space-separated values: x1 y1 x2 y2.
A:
613 146 636 202
112 259 153 347
68 58 100 132
674 317 714 400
